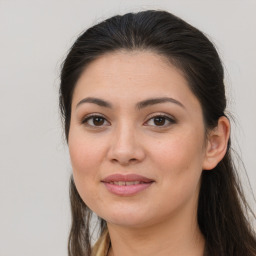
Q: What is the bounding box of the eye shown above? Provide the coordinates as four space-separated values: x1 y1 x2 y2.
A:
82 115 110 127
145 114 176 127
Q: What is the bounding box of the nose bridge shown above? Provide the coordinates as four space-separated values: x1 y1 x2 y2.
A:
115 120 135 149
108 119 145 165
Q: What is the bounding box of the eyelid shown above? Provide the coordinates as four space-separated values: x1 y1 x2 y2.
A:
144 113 176 127
81 112 176 128
81 113 110 127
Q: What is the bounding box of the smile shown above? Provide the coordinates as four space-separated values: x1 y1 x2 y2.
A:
102 174 154 196
108 181 146 186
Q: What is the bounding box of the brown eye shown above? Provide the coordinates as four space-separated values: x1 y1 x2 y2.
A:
82 115 110 127
92 117 105 126
146 115 176 127
153 116 166 126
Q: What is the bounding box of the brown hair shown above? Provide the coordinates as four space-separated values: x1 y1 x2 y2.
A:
59 10 256 256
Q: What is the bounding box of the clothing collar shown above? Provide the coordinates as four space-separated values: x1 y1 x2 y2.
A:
92 229 110 256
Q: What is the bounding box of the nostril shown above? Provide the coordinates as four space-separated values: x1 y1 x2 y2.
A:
111 157 138 165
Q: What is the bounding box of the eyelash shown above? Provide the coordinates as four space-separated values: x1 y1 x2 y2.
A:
81 113 176 129
82 114 110 128
145 114 176 127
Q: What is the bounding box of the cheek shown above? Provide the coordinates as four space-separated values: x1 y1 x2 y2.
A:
68 130 108 202
147 131 204 214
151 128 205 190
153 130 204 166
68 132 106 208
68 130 104 174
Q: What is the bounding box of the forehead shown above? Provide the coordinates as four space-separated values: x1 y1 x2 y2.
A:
72 51 201 111
76 50 186 88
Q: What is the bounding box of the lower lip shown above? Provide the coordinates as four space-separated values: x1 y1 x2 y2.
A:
102 182 153 196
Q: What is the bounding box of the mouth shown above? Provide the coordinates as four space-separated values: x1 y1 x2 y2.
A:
101 174 154 196
107 181 149 186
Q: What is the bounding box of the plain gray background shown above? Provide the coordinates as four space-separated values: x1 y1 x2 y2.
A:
0 0 255 255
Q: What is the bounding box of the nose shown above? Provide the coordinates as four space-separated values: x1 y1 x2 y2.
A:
106 123 146 166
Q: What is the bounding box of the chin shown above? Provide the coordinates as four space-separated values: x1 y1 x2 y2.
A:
98 207 156 228
107 217 149 228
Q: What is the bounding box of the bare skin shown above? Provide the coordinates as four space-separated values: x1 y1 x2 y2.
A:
107 196 205 256
69 51 230 256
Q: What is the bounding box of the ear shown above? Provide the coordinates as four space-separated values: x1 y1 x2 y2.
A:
203 116 230 170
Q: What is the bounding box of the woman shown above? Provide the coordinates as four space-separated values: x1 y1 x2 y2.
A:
59 10 256 256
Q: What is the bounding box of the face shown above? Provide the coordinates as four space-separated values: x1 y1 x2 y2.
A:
68 51 208 228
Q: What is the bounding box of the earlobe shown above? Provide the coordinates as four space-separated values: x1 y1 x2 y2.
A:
203 116 230 170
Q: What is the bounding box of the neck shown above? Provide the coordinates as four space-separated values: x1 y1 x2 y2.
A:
107 209 205 256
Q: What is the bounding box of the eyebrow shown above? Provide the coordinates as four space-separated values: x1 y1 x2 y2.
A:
136 97 185 110
76 97 185 110
76 97 112 108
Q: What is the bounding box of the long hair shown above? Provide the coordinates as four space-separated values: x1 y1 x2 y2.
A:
59 10 256 256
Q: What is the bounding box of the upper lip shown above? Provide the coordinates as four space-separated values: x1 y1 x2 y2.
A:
102 174 154 183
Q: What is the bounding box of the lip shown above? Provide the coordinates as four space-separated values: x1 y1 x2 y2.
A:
101 174 154 196
102 174 154 183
